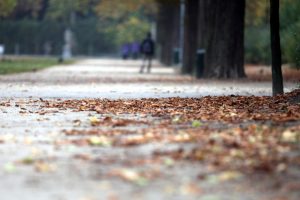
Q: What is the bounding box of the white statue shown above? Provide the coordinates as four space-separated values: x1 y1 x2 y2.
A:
0 45 4 56
62 28 73 60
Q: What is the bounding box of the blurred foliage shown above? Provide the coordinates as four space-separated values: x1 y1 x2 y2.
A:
1 0 44 19
0 0 17 17
0 19 115 55
281 0 300 67
245 26 271 65
245 0 300 68
1 0 299 66
106 16 150 45
74 19 116 54
245 0 270 64
0 0 156 55
281 22 300 67
95 0 156 46
46 0 97 23
95 0 156 20
280 0 300 30
0 20 64 54
13 0 43 18
246 0 269 26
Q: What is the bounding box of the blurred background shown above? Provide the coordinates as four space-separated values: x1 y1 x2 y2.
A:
0 0 299 69
0 0 156 57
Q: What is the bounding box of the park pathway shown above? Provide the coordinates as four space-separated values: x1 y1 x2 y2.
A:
0 59 299 200
0 58 297 99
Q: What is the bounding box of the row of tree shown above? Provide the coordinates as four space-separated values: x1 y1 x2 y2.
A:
0 0 155 49
156 0 283 95
0 0 290 95
156 0 246 78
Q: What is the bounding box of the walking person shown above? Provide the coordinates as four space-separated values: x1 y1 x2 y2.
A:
139 32 155 73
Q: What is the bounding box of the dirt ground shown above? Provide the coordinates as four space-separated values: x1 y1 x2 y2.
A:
245 64 300 82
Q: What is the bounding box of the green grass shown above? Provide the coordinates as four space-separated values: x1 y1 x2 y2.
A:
0 56 74 75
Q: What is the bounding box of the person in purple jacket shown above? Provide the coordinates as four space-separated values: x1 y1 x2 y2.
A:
131 42 140 59
121 43 130 60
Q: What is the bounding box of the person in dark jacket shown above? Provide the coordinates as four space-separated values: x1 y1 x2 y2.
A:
139 32 155 73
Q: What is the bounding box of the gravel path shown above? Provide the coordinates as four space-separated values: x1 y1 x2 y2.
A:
0 58 297 99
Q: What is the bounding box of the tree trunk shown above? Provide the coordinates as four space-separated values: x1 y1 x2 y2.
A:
198 0 246 78
182 0 199 74
270 0 283 95
156 1 180 66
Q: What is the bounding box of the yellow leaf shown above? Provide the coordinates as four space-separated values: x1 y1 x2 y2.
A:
89 116 100 126
282 130 299 143
34 162 56 173
218 171 243 182
88 136 111 147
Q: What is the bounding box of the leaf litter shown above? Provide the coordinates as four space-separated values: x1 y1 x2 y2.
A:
32 90 300 174
1 89 300 196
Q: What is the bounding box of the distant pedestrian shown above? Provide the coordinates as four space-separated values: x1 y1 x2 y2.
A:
131 42 140 59
121 43 130 60
139 32 155 73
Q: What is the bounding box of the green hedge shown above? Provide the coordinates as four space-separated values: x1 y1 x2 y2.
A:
245 26 271 65
281 21 300 68
245 0 300 68
245 25 300 68
0 19 117 56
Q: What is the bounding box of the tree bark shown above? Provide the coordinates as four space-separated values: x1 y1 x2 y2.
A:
270 0 283 95
156 1 180 66
182 0 199 74
197 0 246 78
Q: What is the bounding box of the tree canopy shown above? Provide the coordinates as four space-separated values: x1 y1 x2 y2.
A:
95 0 156 45
0 0 17 17
46 0 95 22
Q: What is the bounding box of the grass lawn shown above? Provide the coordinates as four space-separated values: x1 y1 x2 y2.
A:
0 56 73 75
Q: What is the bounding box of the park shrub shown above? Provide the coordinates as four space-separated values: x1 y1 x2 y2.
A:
0 19 117 56
0 20 64 55
73 19 117 55
244 0 300 67
280 0 300 68
245 22 300 69
281 22 300 68
245 26 271 65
